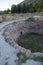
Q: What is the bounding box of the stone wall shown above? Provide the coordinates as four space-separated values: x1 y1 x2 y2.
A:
16 21 43 35
3 21 43 43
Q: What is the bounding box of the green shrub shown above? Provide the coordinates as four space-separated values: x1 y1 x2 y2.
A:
16 52 29 65
26 17 36 22
29 56 43 62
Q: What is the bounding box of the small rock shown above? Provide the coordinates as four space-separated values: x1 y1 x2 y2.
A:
26 49 31 57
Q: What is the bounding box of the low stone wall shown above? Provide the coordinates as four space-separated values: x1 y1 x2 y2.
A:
17 21 43 35
3 21 43 57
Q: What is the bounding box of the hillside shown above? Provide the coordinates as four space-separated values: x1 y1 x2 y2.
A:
20 0 42 6
20 0 43 12
20 0 38 5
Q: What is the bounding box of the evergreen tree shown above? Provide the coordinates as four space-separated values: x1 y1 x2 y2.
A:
21 3 27 13
17 4 21 13
11 5 17 13
7 8 10 14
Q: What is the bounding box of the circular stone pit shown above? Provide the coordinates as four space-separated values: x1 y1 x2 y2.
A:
3 21 43 57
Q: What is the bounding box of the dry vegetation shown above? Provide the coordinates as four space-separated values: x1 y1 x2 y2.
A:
0 12 43 23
